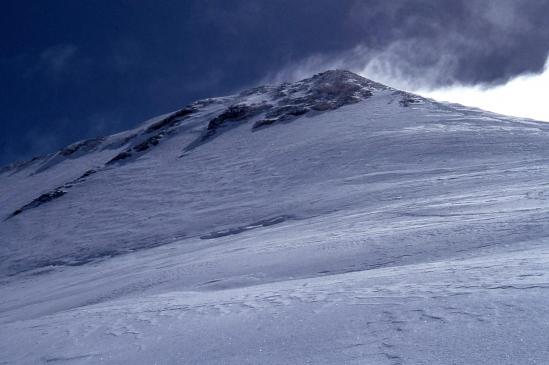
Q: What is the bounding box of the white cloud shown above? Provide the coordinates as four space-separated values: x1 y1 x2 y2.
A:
415 58 549 122
268 43 549 123
360 53 549 123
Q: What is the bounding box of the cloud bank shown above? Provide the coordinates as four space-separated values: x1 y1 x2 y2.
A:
417 57 549 122
265 0 549 121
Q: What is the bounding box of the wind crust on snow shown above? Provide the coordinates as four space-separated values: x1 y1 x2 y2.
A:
3 70 423 222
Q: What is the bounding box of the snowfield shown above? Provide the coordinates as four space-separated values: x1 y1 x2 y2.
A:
1 71 549 364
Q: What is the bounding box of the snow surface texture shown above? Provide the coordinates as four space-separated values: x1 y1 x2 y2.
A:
1 70 549 364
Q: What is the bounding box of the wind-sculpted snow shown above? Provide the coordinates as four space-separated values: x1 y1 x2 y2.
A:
183 70 388 152
1 70 549 364
1 70 412 224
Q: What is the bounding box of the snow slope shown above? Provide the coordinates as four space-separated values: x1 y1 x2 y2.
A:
1 70 549 364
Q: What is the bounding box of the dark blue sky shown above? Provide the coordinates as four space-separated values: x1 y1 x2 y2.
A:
2 0 549 166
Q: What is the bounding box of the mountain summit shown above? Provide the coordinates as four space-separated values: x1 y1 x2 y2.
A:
1 70 427 275
2 70 549 364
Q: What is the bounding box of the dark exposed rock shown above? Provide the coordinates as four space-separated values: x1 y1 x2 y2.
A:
107 106 198 164
100 133 139 151
16 138 97 176
60 138 104 157
182 103 272 152
79 169 97 180
34 189 66 204
249 71 379 130
399 97 421 107
107 151 133 164
207 104 255 131
310 101 336 112
252 105 310 130
8 166 102 220
144 106 196 134
8 188 67 220
7 165 103 220
133 134 163 152
0 156 45 176
4 71 404 173
302 72 375 112
270 84 291 99
191 97 220 108
266 105 309 119
199 71 382 136
8 71 409 171
104 106 198 165
107 133 165 164
239 85 271 97
31 138 105 175
252 118 278 130
397 92 423 107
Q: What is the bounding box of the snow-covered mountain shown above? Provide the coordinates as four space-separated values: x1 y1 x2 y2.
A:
2 70 549 364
